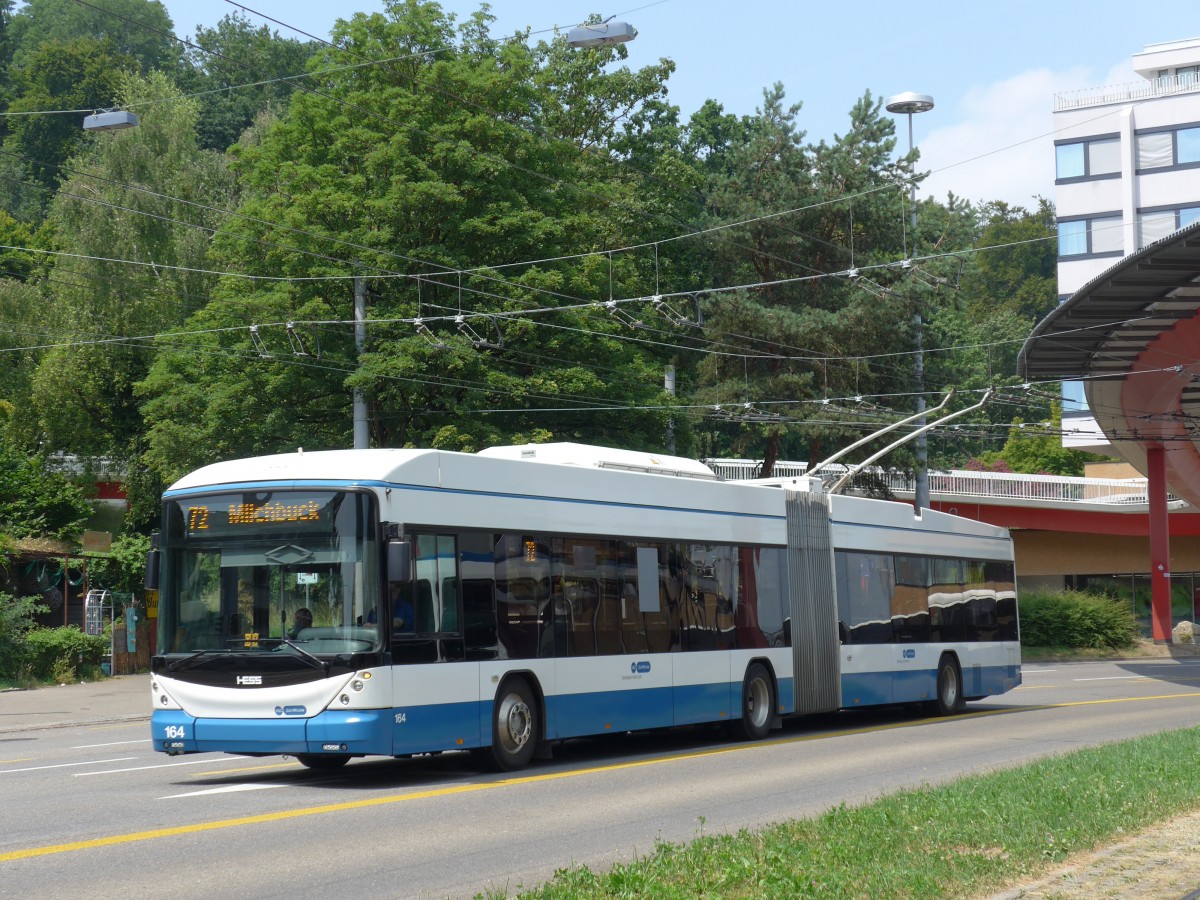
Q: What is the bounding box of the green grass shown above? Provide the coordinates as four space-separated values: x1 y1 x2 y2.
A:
512 726 1200 899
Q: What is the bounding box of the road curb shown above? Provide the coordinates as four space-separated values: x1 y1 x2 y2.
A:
0 714 150 735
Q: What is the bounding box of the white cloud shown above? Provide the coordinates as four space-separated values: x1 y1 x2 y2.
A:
915 65 1115 210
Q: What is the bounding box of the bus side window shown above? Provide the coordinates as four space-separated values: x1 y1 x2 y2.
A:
413 533 459 635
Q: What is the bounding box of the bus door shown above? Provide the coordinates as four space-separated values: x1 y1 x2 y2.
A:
391 533 478 754
891 556 933 703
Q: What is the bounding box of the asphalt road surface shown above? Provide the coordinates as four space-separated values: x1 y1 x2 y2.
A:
2 657 1199 899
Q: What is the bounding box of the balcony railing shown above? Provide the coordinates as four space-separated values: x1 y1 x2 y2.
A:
1054 73 1200 112
705 459 1173 506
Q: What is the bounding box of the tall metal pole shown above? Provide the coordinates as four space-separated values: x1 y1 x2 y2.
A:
885 92 934 513
353 274 369 450
908 111 929 514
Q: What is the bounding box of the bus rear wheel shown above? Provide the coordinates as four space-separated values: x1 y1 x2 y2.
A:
295 754 350 771
929 656 965 716
483 677 538 772
730 663 774 741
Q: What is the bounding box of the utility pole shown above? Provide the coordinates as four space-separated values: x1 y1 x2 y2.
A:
665 364 676 454
353 274 369 450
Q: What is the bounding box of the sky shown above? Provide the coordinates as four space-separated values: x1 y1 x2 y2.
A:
158 0 1199 210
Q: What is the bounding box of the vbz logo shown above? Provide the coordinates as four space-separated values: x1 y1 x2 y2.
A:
630 660 651 674
901 649 916 660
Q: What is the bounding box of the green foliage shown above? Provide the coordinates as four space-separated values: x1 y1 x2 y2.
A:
0 590 45 678
688 87 924 471
0 440 92 538
8 0 180 73
0 0 1090 502
139 1 682 479
85 533 151 596
1018 589 1139 650
22 625 108 681
986 405 1106 476
24 70 234 508
178 13 317 152
1 35 134 205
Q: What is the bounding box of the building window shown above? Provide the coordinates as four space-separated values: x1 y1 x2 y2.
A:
1137 132 1174 169
1058 215 1122 258
1062 381 1087 412
1180 127 1200 165
1136 124 1200 171
1055 136 1120 181
1138 206 1200 248
1056 143 1084 179
1058 220 1087 255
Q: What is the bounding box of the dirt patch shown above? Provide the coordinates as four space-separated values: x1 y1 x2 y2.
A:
985 809 1200 899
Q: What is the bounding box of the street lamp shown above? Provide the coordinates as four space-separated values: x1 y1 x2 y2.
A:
884 91 934 513
567 19 637 48
83 109 139 132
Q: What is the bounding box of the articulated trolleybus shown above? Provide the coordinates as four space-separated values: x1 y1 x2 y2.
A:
147 443 1020 771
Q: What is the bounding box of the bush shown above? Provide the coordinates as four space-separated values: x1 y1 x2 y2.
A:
0 592 46 678
1019 589 1139 650
23 627 108 682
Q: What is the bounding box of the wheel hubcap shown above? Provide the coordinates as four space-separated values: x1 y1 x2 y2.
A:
747 677 770 728
498 693 531 754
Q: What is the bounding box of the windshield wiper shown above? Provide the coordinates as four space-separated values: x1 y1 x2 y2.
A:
275 637 330 673
165 648 230 673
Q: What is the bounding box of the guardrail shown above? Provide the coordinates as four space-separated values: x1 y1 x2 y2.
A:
1054 73 1200 112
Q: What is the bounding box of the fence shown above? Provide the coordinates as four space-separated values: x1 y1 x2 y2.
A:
704 458 1169 506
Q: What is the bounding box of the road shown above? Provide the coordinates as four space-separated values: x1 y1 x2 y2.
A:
2 658 1200 899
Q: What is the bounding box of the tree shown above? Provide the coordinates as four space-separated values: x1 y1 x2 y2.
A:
139 0 685 484
7 0 180 73
177 13 316 152
685 88 916 474
0 436 92 539
926 198 1059 465
1 36 135 205
25 70 233 483
983 405 1103 477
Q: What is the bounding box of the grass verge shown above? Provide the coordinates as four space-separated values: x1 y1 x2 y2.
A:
514 725 1200 899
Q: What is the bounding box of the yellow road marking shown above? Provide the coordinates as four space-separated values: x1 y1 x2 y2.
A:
4 689 1199 863
0 758 33 765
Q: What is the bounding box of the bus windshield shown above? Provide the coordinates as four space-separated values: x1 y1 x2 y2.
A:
157 490 382 656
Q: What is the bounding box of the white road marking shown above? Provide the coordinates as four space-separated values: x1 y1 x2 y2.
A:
71 739 151 749
1075 675 1149 682
0 757 137 774
159 783 288 799
74 758 228 777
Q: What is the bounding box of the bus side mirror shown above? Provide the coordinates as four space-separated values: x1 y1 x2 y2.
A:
144 534 160 591
386 540 411 584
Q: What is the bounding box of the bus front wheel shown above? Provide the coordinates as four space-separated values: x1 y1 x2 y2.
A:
484 677 538 772
930 656 965 716
730 663 774 741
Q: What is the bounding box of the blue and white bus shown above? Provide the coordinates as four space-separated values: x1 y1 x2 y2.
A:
147 442 1020 771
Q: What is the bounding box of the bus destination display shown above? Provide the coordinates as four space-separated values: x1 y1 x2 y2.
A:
181 496 333 538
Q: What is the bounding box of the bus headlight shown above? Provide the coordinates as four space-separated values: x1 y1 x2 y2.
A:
340 694 351 706
351 680 364 692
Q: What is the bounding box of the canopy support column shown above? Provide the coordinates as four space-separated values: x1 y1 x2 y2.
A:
1147 444 1172 641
